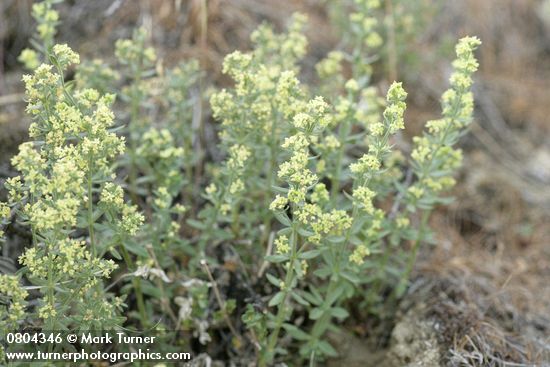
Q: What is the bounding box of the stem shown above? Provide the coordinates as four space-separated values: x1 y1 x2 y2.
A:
396 209 430 297
261 110 280 246
330 117 352 204
87 159 96 257
201 260 242 343
128 61 143 205
120 244 147 327
385 0 398 82
261 227 298 367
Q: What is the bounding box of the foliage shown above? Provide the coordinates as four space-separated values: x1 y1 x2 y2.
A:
0 0 481 365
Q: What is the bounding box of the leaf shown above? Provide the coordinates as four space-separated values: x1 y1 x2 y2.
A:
122 240 149 257
340 271 360 284
186 219 205 230
297 227 315 237
326 286 344 306
313 267 332 278
268 292 285 307
317 340 338 357
109 247 122 260
282 324 310 341
301 290 322 306
309 307 324 320
274 211 291 226
331 307 349 319
291 292 310 306
298 249 321 260
266 273 281 287
265 254 288 263
272 185 289 194
326 236 345 244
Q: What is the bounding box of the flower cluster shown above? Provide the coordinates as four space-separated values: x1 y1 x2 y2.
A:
75 59 120 93
115 28 156 68
408 37 481 205
3 42 143 331
0 275 27 331
136 128 185 194
349 82 407 265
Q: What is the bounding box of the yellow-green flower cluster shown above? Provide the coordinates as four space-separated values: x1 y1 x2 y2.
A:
52 44 80 68
136 128 185 192
120 204 144 236
18 49 40 70
8 42 143 331
115 28 156 67
251 13 308 71
0 202 9 239
275 235 290 254
32 0 59 46
350 82 407 179
298 207 352 244
316 51 344 80
310 183 329 205
76 59 120 92
349 244 370 265
350 0 383 49
346 83 407 265
0 275 27 330
409 37 481 201
19 240 117 279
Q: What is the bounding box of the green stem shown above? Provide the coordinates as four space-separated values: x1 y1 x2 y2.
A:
120 244 147 327
87 160 96 257
261 227 298 367
128 63 143 205
330 117 352 204
261 111 279 246
396 209 430 297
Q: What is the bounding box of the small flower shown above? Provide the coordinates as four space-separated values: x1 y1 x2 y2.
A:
275 235 290 254
270 195 288 211
349 245 370 265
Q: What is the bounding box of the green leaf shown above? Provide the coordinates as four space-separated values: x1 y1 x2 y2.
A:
123 240 148 258
291 292 310 306
109 247 122 260
326 286 344 306
299 249 321 260
265 254 288 263
186 219 205 230
313 267 332 278
309 307 324 320
331 307 349 319
340 271 360 284
282 324 310 341
297 227 315 237
317 340 338 357
266 273 281 287
268 291 285 307
274 211 291 226
301 290 322 306
326 235 345 244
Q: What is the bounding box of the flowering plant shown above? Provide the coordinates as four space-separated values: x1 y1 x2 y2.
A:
0 0 480 364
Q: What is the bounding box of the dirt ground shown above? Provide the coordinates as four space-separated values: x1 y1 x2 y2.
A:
1 0 549 365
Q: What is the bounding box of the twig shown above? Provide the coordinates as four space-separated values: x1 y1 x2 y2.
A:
389 167 413 220
200 259 243 344
257 230 274 279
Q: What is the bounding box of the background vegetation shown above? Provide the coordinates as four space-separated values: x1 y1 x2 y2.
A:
0 0 549 366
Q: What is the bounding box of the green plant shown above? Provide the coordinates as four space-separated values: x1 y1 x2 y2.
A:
0 0 481 365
